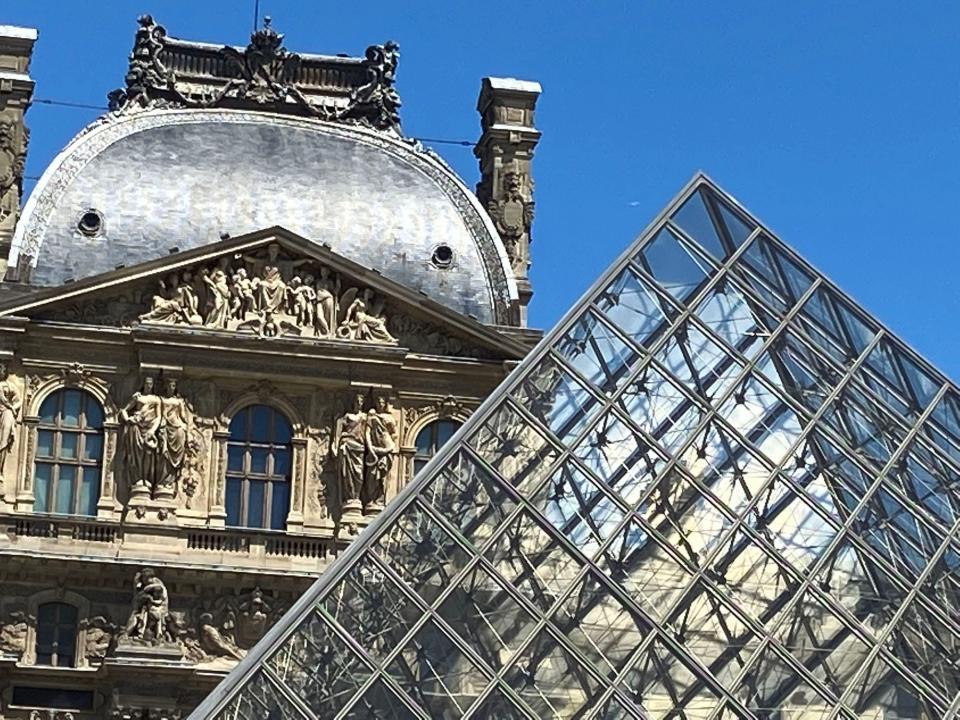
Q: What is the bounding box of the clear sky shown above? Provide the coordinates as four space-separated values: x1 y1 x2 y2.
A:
6 1 960 377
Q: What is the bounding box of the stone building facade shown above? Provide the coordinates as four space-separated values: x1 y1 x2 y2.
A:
0 17 541 720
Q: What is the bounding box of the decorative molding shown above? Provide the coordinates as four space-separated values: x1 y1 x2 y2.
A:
485 172 534 273
402 394 470 430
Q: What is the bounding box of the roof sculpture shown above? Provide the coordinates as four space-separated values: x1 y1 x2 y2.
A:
7 17 519 325
191 174 960 719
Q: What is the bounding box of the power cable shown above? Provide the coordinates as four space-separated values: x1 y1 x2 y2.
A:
30 97 476 147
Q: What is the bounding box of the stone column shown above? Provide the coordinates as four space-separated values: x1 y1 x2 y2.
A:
13 415 36 511
474 77 542 326
0 26 37 280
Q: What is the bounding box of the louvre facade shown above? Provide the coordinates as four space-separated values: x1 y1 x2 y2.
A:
0 17 542 720
195 176 960 719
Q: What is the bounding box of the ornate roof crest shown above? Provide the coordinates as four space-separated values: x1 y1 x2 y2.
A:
107 16 403 133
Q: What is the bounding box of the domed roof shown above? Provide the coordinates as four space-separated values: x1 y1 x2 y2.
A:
10 108 517 324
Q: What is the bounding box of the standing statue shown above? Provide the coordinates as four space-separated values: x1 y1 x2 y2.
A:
156 378 191 499
314 265 339 337
332 393 367 515
124 568 170 645
119 376 162 496
363 395 397 511
0 363 21 473
201 268 231 329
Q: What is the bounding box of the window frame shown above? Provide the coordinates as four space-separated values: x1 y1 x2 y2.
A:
32 388 104 517
413 418 463 475
224 404 294 531
34 601 79 668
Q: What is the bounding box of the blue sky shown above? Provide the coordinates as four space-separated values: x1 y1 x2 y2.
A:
7 1 960 377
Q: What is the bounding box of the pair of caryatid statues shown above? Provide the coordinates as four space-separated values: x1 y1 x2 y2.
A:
118 376 193 502
332 393 398 517
139 243 396 343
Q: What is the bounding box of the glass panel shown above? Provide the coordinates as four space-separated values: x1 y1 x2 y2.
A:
225 478 242 526
250 447 268 475
56 466 76 514
270 482 289 530
247 480 265 528
437 419 458 446
273 448 291 477
84 398 103 429
671 189 726 260
595 265 671 348
250 405 270 442
227 445 244 472
33 463 51 512
556 312 639 396
60 432 78 460
36 429 54 458
82 433 102 461
639 228 712 301
79 468 98 515
229 410 247 441
273 411 292 444
39 393 58 423
61 390 82 427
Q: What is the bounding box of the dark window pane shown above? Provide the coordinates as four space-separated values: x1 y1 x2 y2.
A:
82 433 102 461
270 482 290 530
39 394 58 423
229 410 247 441
37 604 56 623
250 447 268 474
84 399 103 429
33 463 52 512
273 448 291 477
248 480 265 528
273 413 292 444
251 405 270 442
415 426 433 454
226 478 243 526
60 432 78 459
62 390 82 427
80 468 99 515
56 466 76 513
59 604 78 624
37 429 55 458
227 445 244 472
437 420 458 446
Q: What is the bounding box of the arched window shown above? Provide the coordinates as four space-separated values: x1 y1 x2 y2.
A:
414 419 461 474
35 602 78 667
226 405 292 530
33 389 103 516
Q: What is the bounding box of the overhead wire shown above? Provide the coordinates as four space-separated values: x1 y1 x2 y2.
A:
28 96 476 147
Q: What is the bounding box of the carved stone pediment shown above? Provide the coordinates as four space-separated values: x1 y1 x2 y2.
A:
4 229 526 361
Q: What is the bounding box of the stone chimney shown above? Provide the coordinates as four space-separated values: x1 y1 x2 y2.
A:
0 25 37 280
474 77 541 326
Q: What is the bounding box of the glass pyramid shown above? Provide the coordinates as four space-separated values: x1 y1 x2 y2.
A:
191 174 960 719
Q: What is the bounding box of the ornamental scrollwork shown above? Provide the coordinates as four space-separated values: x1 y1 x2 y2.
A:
139 244 397 344
402 395 469 431
107 15 403 132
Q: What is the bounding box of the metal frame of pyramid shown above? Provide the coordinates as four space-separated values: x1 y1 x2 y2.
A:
191 173 960 719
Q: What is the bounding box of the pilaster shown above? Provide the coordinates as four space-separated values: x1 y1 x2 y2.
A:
0 25 37 280
475 76 542 325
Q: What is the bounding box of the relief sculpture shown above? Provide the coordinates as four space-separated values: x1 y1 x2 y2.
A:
139 244 396 343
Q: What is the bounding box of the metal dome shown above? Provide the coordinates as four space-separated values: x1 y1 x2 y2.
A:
10 108 517 324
